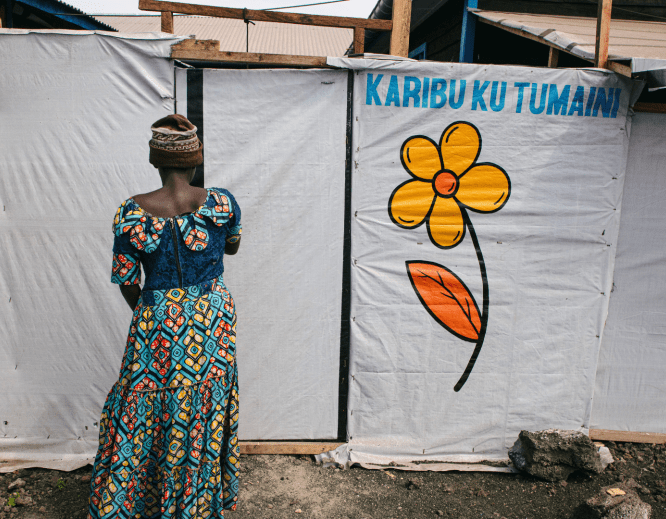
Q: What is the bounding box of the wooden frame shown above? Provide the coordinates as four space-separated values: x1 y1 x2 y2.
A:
238 433 666 455
590 429 666 444
240 442 343 455
547 47 559 68
161 10 173 33
633 102 666 113
171 39 329 66
139 0 413 66
237 431 666 455
595 0 612 69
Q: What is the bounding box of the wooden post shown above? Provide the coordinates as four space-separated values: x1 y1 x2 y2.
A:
353 26 365 54
459 0 478 63
548 47 559 68
161 11 174 33
389 0 411 57
0 5 4 28
594 0 612 69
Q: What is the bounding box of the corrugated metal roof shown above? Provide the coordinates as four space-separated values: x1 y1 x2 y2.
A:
473 10 666 62
96 15 352 56
16 0 116 31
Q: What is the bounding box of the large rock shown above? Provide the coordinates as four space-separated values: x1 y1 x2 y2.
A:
575 482 652 519
508 429 609 481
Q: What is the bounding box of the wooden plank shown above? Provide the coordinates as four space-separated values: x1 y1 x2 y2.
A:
353 26 365 55
389 0 412 57
139 0 392 31
171 39 329 66
590 429 666 444
161 11 173 33
608 60 632 77
594 0 612 69
240 442 343 455
632 102 666 113
548 46 559 68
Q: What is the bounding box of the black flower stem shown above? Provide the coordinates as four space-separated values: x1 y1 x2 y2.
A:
454 211 489 392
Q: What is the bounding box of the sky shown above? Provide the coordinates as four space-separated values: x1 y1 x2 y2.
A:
66 0 378 17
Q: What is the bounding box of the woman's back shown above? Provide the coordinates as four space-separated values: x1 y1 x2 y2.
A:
133 184 208 219
112 187 242 291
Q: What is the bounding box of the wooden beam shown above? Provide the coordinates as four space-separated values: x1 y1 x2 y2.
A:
590 429 666 444
353 26 365 55
595 0 612 69
240 442 343 455
459 0 478 63
161 11 173 33
389 0 412 57
632 102 666 113
139 0 391 31
476 17 632 78
548 47 559 68
171 39 329 67
607 60 631 77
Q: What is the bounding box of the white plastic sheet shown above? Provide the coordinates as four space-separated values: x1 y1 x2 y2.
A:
195 69 349 439
0 30 182 471
591 112 666 434
1 31 659 471
0 34 349 471
333 59 639 463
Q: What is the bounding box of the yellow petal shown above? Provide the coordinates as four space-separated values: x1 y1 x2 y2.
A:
427 197 465 249
389 180 435 228
401 136 442 180
440 122 480 176
456 163 510 213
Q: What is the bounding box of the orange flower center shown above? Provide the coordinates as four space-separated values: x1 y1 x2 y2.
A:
433 170 459 198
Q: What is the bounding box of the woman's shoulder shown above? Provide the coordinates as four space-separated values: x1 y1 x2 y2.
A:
113 197 141 229
207 187 240 210
207 187 235 199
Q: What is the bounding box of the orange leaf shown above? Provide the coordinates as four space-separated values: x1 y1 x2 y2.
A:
406 261 481 341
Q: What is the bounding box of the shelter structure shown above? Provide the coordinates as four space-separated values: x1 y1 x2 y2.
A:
0 0 665 473
363 0 666 83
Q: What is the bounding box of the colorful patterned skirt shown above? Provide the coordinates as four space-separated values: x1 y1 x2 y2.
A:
88 276 239 519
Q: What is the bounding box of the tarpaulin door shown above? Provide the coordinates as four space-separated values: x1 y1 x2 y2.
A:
176 68 350 440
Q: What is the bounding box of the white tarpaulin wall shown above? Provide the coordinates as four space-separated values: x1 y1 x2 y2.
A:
326 58 639 464
1 30 663 471
0 32 348 471
0 30 182 470
175 67 349 440
591 112 666 434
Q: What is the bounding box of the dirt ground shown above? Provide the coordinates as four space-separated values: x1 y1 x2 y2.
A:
1 441 665 519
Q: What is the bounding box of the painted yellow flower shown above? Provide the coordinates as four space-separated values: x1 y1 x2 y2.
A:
388 121 510 249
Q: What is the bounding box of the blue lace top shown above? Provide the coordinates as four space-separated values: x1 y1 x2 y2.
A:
111 188 242 291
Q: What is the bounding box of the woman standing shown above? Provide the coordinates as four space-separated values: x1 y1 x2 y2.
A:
88 114 242 518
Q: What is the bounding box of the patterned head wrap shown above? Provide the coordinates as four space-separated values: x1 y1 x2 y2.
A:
149 114 203 168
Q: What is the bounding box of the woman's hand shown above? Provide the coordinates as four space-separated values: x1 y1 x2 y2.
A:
119 285 141 311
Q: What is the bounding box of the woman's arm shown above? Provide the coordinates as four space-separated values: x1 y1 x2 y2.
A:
225 237 241 255
119 285 141 310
